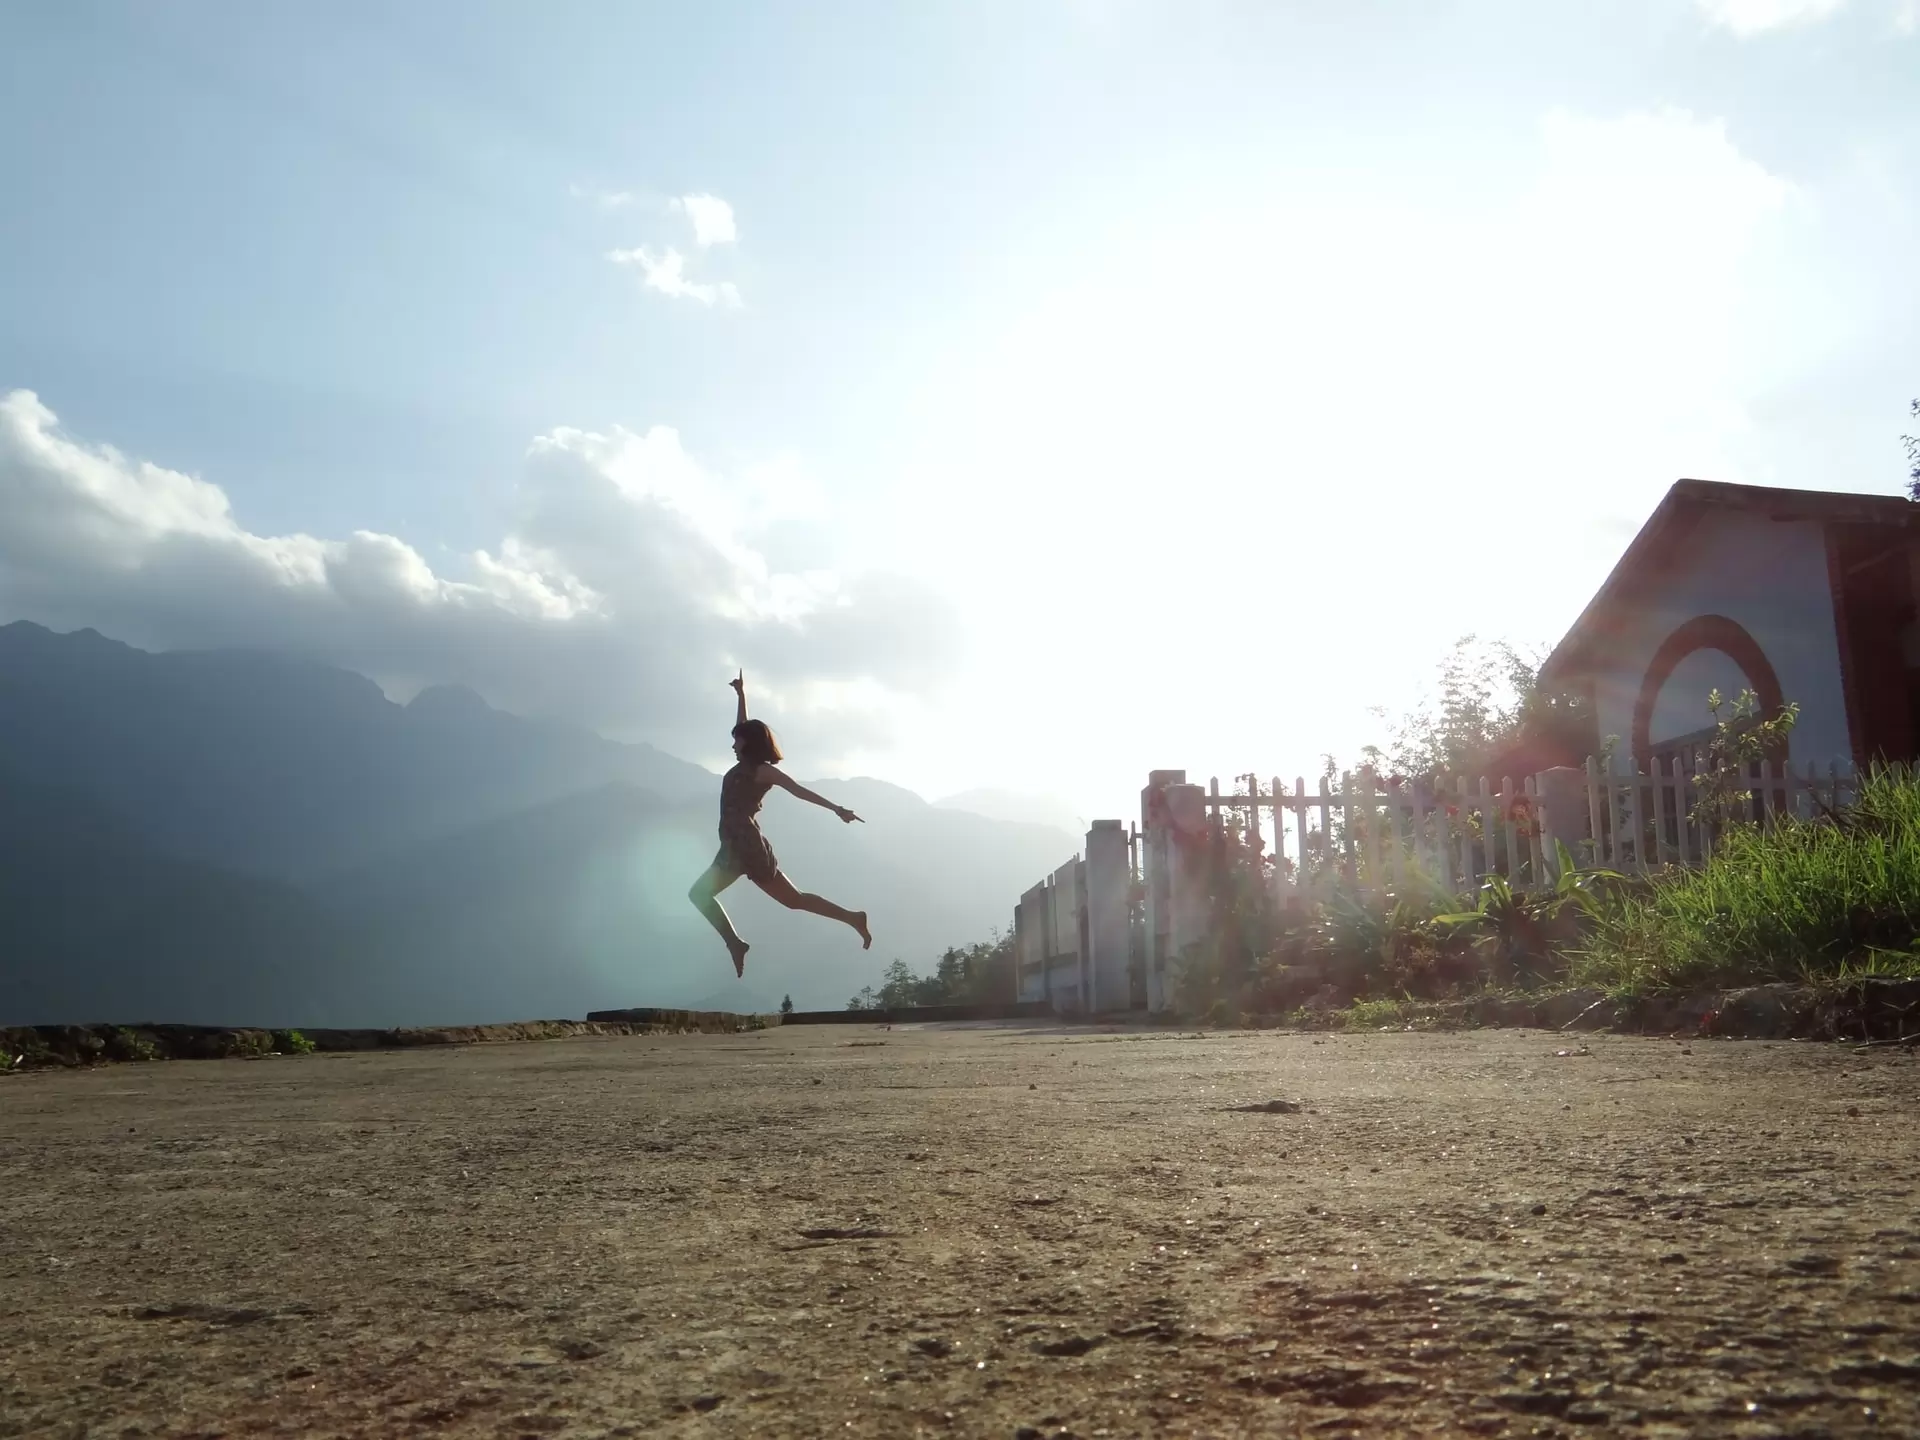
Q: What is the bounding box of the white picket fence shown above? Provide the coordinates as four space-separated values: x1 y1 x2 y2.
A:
1009 756 1861 1016
1565 755 1857 873
1202 770 1547 898
1199 756 1858 899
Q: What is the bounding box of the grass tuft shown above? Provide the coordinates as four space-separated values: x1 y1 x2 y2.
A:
1574 766 1920 996
1340 995 1418 1030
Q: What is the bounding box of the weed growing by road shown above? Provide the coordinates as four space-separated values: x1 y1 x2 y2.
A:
108 1028 159 1062
1576 766 1920 996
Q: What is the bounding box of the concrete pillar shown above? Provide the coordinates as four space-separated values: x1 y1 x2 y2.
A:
1083 820 1131 1014
1165 783 1211 957
1142 771 1210 1013
1535 766 1592 875
1141 770 1184 1013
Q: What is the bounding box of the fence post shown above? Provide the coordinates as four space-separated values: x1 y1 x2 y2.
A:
1083 820 1131 1014
1534 766 1591 876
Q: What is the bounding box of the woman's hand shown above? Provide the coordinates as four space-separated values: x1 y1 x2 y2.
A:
835 805 864 825
729 669 745 695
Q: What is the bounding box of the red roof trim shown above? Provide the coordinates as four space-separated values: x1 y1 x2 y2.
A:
1539 480 1917 687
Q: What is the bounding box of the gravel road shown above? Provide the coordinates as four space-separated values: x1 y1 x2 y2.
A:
3 1023 1916 1438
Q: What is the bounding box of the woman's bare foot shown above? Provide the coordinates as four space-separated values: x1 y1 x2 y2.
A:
853 912 871 950
728 938 750 977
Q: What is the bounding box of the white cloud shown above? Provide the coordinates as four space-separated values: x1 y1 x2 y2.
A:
1697 0 1845 33
606 245 742 307
597 191 742 304
672 193 737 247
0 390 955 762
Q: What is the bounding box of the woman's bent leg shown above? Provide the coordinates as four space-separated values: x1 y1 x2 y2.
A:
753 869 871 949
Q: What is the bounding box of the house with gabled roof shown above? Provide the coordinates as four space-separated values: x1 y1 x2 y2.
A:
1538 479 1920 773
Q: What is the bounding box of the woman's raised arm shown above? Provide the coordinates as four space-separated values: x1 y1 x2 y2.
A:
730 669 747 729
767 767 862 824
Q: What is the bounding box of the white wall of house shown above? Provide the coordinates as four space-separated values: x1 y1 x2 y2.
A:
1585 512 1852 767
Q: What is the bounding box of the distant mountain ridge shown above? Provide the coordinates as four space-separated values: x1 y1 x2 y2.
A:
0 621 714 879
0 622 1080 1024
0 762 353 1025
934 786 1090 839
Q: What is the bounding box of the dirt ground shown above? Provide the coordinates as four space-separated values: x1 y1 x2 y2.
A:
3 1024 1917 1439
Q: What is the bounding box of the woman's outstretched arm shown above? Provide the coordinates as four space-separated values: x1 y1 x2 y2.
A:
765 766 863 823
730 669 747 729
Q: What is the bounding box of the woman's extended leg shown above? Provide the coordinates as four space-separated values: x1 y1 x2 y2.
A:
754 868 872 950
688 863 752 976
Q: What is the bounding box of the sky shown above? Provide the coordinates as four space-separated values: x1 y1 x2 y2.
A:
2 0 1917 827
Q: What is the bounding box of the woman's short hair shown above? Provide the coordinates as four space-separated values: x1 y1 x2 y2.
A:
732 718 783 765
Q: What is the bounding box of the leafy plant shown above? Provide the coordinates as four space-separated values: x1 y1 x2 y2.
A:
1317 885 1445 972
1435 847 1625 984
1689 687 1801 828
780 994 794 1015
272 1029 316 1055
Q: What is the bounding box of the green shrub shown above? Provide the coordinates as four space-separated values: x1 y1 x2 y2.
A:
108 1027 159 1062
1 1032 52 1070
272 1029 316 1054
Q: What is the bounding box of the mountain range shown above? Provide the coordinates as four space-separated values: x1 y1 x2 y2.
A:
0 622 1081 1026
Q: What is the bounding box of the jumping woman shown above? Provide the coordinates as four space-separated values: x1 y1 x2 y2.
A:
688 671 872 978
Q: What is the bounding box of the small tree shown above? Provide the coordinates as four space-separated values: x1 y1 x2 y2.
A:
842 933 1017 1010
1363 635 1595 782
780 994 794 1015
1905 398 1920 500
1690 688 1800 827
